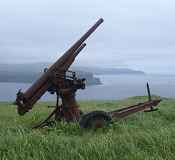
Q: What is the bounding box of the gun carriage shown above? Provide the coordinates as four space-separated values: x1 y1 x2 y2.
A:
15 18 161 129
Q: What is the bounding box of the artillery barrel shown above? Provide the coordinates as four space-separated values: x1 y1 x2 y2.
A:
16 18 103 115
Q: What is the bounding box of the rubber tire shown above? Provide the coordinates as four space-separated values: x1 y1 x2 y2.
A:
79 110 112 129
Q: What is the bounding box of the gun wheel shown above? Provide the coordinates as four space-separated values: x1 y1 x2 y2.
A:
79 111 112 129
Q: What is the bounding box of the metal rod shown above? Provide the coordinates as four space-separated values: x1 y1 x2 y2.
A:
109 99 161 119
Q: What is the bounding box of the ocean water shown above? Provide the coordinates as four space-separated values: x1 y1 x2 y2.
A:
0 74 175 101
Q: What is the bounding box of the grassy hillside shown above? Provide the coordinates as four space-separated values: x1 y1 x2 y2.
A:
0 96 175 160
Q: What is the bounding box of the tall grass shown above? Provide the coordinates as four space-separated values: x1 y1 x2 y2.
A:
0 96 175 160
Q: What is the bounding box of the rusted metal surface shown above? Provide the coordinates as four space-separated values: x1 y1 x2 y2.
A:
16 18 103 115
109 83 161 120
109 99 161 119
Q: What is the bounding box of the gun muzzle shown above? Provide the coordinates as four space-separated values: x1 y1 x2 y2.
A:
15 90 32 115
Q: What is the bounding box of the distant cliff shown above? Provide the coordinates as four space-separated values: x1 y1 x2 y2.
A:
71 66 145 75
0 63 101 85
0 63 145 85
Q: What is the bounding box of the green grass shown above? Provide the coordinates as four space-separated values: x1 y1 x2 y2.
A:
0 96 175 160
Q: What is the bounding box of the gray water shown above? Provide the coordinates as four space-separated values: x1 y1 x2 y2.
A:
0 74 175 101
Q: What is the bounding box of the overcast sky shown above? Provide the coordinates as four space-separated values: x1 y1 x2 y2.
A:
0 0 175 74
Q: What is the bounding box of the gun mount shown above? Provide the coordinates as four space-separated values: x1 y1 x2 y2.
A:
15 18 162 129
16 18 104 120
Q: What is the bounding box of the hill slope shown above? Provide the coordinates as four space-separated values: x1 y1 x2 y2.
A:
0 96 174 160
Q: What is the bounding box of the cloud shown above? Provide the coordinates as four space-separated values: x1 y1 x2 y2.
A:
0 0 174 74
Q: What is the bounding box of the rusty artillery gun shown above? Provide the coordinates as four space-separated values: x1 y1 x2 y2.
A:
15 18 161 129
